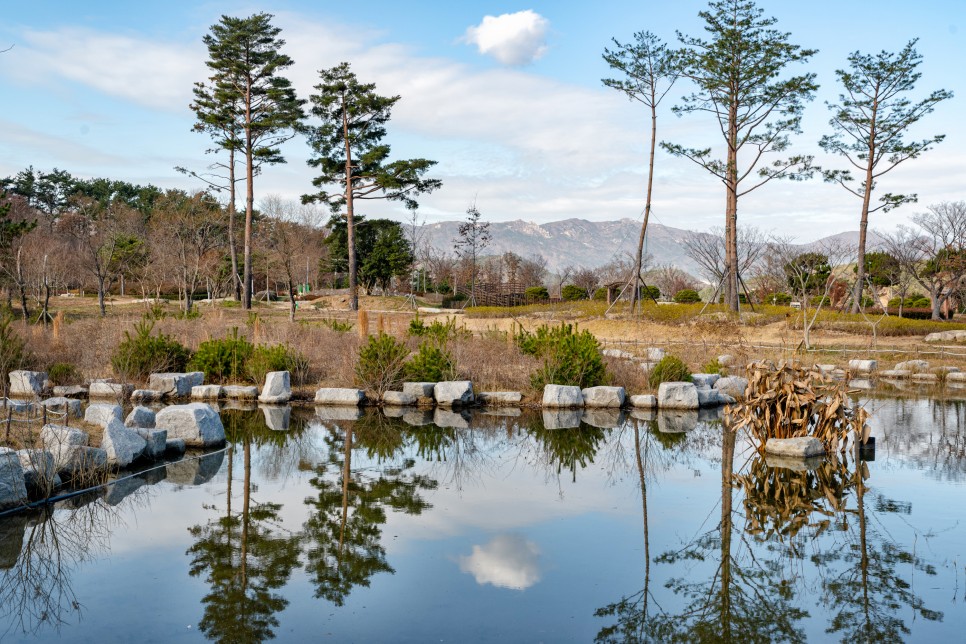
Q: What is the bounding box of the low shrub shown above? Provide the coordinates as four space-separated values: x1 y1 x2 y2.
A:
768 292 793 305
648 355 691 389
525 286 550 300
703 358 725 376
888 295 931 308
674 289 701 304
809 295 831 307
188 328 253 383
174 308 203 320
320 318 353 332
520 323 606 389
561 284 588 301
593 287 608 301
356 333 409 395
48 362 82 385
246 344 310 386
111 321 191 381
404 341 456 382
408 316 467 343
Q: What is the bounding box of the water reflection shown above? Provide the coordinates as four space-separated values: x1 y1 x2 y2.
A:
458 534 542 590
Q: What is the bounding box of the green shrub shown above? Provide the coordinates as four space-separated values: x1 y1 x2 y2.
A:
593 287 610 301
246 344 310 386
144 302 168 320
356 333 409 395
674 289 701 304
188 328 253 383
48 362 82 385
561 284 588 301
321 318 353 332
703 358 725 376
525 286 550 300
174 308 202 320
408 315 466 343
768 292 793 305
112 321 191 381
888 296 931 309
520 323 606 389
809 295 831 307
648 355 691 389
404 341 456 382
641 285 661 301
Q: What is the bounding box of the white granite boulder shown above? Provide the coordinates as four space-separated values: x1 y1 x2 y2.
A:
222 385 259 400
714 376 749 400
691 373 720 389
542 384 584 408
101 419 147 467
657 382 699 409
629 394 657 408
85 403 123 428
848 359 877 374
434 381 475 408
697 388 736 408
402 382 436 402
40 425 89 470
130 389 163 403
477 391 523 406
40 396 82 417
602 349 634 359
17 449 58 494
314 388 365 406
764 437 825 458
645 347 666 361
149 372 204 398
258 371 291 404
125 406 156 429
136 428 168 459
895 360 929 373
382 391 417 406
581 386 626 408
924 330 966 343
155 403 225 448
717 354 735 367
89 381 133 399
52 385 87 398
0 448 29 510
9 370 47 397
192 385 223 400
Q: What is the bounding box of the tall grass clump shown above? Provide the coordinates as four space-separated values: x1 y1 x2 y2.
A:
111 320 191 381
246 344 310 385
518 323 606 389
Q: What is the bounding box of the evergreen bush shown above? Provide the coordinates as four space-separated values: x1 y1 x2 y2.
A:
648 355 691 389
188 328 253 383
112 321 191 381
356 333 409 395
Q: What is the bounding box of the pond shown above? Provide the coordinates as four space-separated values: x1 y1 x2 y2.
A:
0 397 963 642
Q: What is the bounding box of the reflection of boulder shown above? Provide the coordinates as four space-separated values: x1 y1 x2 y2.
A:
581 409 624 429
104 475 147 506
166 450 226 486
458 534 542 590
481 407 522 418
433 408 471 429
629 409 656 422
382 405 406 419
697 406 724 423
764 453 826 472
314 406 363 422
261 405 291 431
542 409 582 429
657 410 699 433
402 409 434 426
0 511 28 569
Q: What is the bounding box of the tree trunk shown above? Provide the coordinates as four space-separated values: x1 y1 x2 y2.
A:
97 275 107 316
631 96 659 314
851 103 878 314
343 93 359 312
288 277 296 322
228 147 242 302
719 426 736 637
724 101 740 312
243 80 254 310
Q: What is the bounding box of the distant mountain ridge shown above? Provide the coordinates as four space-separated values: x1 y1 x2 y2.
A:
419 218 880 277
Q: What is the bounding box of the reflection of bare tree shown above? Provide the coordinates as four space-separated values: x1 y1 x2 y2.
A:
0 498 121 639
870 397 966 482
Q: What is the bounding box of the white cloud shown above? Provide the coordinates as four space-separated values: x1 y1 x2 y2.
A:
458 534 542 590
462 10 549 66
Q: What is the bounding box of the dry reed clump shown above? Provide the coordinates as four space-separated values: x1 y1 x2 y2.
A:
448 335 539 395
604 356 650 394
726 360 870 454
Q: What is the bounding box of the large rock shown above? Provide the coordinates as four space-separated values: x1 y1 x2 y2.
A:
924 330 966 343
164 439 186 457
434 381 474 408
155 403 225 448
9 370 47 397
402 382 436 402
0 448 28 510
848 359 878 374
40 424 89 471
258 371 291 404
261 405 291 431
191 385 224 400
581 386 626 408
765 437 825 458
542 384 584 408
645 347 666 362
136 428 168 459
53 385 87 398
85 403 123 428
89 382 133 399
382 391 417 406
100 419 147 467
629 394 657 409
125 406 156 429
697 388 736 408
691 373 720 390
40 396 82 418
59 447 108 477
477 391 523 406
602 349 634 359
880 369 912 379
17 449 59 494
947 372 966 383
717 354 735 367
148 372 204 398
223 385 258 400
714 376 749 400
657 382 700 409
314 388 365 406
542 409 582 429
895 360 929 373
130 389 163 403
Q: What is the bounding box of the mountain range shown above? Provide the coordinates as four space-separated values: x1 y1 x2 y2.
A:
419 218 880 277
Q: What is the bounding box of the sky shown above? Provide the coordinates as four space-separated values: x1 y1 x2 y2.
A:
0 1 963 241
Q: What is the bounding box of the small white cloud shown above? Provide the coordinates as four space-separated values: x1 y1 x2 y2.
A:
458 533 542 590
463 10 549 66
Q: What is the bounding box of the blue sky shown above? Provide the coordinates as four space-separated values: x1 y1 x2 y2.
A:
1 1 963 240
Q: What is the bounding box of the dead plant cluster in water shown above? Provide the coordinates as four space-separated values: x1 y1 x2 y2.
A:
726 360 870 454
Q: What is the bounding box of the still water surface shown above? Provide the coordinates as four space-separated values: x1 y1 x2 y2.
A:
0 397 964 643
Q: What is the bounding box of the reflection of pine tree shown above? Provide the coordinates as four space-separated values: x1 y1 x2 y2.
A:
303 426 436 606
187 438 301 644
526 423 608 480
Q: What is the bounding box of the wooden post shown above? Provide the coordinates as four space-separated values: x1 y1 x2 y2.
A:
358 309 369 340
377 313 385 335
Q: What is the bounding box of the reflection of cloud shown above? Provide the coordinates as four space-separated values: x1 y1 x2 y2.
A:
458 534 541 590
462 10 549 66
